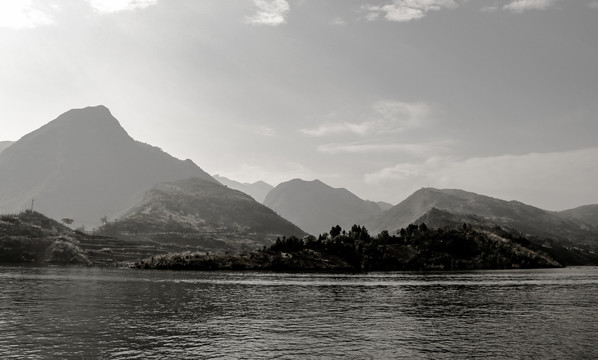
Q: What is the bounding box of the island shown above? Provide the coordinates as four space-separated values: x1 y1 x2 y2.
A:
133 223 571 272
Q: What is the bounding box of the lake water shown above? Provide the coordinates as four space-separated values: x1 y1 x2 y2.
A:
1 266 597 359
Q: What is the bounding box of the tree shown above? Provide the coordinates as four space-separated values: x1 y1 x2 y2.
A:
100 216 108 225
330 225 342 238
378 230 390 242
419 223 428 232
61 218 74 225
406 223 418 236
360 226 369 240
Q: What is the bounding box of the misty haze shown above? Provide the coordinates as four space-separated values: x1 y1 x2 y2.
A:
1 1 597 359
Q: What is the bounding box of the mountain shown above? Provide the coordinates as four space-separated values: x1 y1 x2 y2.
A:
0 105 216 227
365 188 598 249
263 178 386 236
98 177 305 252
213 174 273 203
0 141 13 154
376 201 394 211
559 205 598 229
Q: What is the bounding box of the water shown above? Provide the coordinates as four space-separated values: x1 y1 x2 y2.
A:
1 266 597 359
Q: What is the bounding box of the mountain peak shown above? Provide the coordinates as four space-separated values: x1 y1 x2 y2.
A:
0 106 215 227
264 178 384 235
212 174 274 203
50 105 123 131
4 105 133 159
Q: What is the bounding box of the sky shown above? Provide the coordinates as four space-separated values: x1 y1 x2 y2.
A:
1 0 597 211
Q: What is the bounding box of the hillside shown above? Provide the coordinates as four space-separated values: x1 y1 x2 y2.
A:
376 201 394 211
365 188 598 249
263 179 385 236
98 177 306 253
0 106 216 228
559 205 598 229
0 211 91 265
0 210 182 266
0 141 13 154
134 223 565 271
213 174 273 203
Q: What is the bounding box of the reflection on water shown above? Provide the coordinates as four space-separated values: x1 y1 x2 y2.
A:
1 266 597 359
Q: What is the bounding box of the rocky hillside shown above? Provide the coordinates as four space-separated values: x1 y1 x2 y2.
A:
263 179 385 236
98 177 306 253
0 105 216 228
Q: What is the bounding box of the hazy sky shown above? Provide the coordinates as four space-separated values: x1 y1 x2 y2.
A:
1 0 597 210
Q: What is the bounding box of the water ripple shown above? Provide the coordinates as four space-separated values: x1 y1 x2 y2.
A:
0 266 597 359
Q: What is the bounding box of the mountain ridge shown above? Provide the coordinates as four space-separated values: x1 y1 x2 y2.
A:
263 178 386 235
559 205 598 229
213 174 273 203
98 176 305 252
0 105 216 227
365 187 598 249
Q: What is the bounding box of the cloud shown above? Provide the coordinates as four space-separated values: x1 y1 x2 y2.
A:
480 5 499 12
330 17 346 26
301 101 432 137
373 100 430 129
0 0 158 28
255 126 276 137
317 140 452 156
246 0 290 26
364 0 458 22
0 1 57 29
364 147 598 210
503 0 558 13
87 0 158 13
300 122 371 137
589 1 598 9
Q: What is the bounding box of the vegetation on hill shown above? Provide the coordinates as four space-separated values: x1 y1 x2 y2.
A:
0 211 91 265
0 210 183 266
134 223 573 271
365 188 598 253
98 177 305 253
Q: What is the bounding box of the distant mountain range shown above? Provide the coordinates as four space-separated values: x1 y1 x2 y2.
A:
263 179 388 236
364 188 598 249
212 174 273 203
2 105 596 258
0 105 215 227
98 177 304 252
